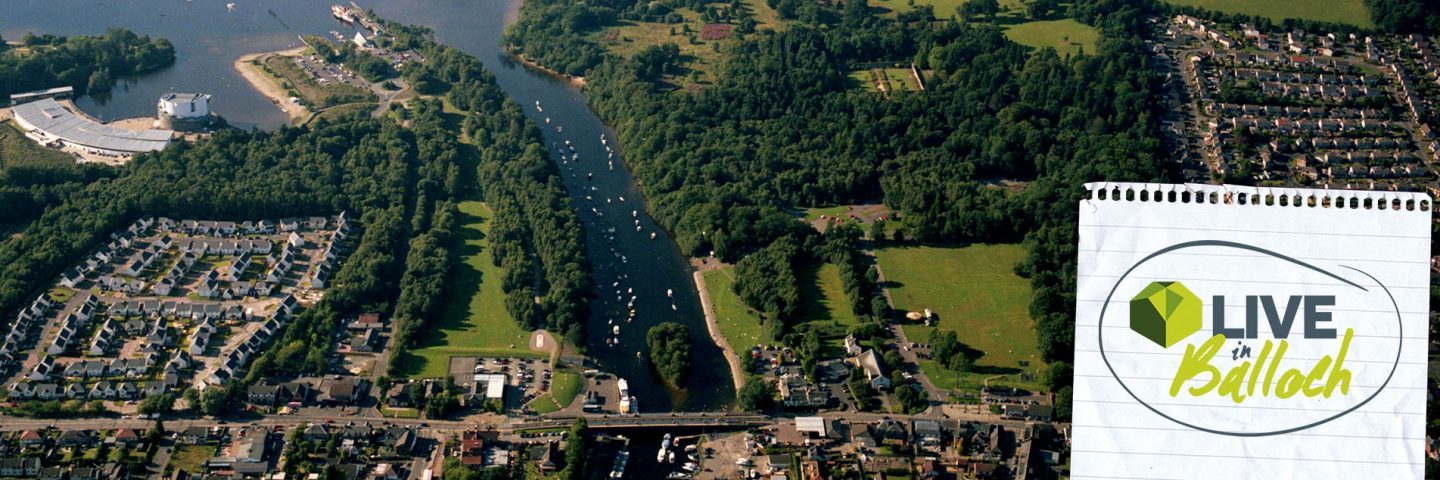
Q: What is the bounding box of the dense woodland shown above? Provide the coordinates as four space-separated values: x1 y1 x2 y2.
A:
646 321 694 387
0 28 175 99
509 0 1172 393
1365 0 1440 32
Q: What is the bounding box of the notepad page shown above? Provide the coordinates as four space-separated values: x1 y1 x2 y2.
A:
1072 183 1430 479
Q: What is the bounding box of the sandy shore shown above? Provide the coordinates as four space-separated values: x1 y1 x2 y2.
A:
234 47 311 123
694 269 745 393
510 52 586 88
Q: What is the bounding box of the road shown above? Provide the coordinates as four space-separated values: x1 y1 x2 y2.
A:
869 256 949 405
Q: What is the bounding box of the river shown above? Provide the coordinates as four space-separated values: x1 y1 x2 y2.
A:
1 0 735 413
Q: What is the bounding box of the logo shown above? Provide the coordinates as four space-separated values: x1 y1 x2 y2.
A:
1129 281 1201 348
1098 241 1403 437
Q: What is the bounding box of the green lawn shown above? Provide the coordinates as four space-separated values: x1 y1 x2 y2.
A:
1 121 73 169
705 266 769 357
380 407 420 418
876 244 1046 393
796 263 864 357
527 372 582 414
868 0 1025 16
1003 19 1100 57
169 444 216 473
1162 0 1373 27
393 201 536 379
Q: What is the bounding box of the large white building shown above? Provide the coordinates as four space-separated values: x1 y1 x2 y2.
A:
156 92 213 130
11 98 172 157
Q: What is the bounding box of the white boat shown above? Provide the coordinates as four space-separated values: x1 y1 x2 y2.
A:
657 434 672 462
227 3 236 11
681 462 697 472
536 100 543 112
613 325 620 335
650 233 657 240
667 289 673 298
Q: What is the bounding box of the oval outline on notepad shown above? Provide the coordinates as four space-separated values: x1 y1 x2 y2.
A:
1096 240 1403 437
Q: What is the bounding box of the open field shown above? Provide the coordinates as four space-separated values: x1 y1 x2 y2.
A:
868 0 1024 16
849 68 923 94
309 102 378 124
1 120 73 169
394 201 537 379
593 15 724 86
875 244 1046 393
527 371 582 414
1162 0 1373 28
169 444 216 474
1004 19 1101 57
797 263 863 356
704 266 768 356
261 55 375 109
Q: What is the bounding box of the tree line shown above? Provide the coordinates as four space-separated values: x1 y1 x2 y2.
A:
387 21 593 347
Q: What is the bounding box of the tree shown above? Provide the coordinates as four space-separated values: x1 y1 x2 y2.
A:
199 387 233 417
738 376 774 412
138 393 175 416
647 322 694 387
960 0 1000 22
561 419 590 480
1044 361 1072 392
1054 386 1072 421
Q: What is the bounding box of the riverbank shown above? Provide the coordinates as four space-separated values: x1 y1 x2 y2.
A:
234 47 312 124
509 51 586 88
693 268 745 393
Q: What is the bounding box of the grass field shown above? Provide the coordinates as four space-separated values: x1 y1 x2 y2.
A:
1162 0 1373 27
169 444 216 473
380 407 420 418
868 0 1025 16
797 264 864 356
1003 19 1101 57
527 371 582 414
310 102 378 124
591 1 787 87
849 68 923 94
876 244 1045 393
393 201 537 379
1 121 73 170
704 266 769 356
261 55 375 109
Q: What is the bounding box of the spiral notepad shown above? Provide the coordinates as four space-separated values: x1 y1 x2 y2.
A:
1071 183 1430 479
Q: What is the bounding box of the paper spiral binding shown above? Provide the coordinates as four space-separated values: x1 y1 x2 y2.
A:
1083 182 1432 212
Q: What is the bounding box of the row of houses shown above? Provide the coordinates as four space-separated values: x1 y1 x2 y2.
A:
0 294 58 362
9 378 172 401
201 296 299 387
156 214 342 237
44 295 99 356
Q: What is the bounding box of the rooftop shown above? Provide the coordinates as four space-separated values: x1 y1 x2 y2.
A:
12 98 171 153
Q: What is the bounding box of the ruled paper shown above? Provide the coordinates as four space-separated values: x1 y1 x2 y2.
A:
1071 183 1430 479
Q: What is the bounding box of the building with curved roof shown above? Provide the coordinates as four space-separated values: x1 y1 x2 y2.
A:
11 98 172 157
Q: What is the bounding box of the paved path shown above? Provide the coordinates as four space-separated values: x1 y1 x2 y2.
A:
693 270 745 393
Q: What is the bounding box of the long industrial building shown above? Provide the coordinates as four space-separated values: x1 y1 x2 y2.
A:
10 98 172 157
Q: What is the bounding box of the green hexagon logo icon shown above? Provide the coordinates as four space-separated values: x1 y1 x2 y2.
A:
1130 281 1202 348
